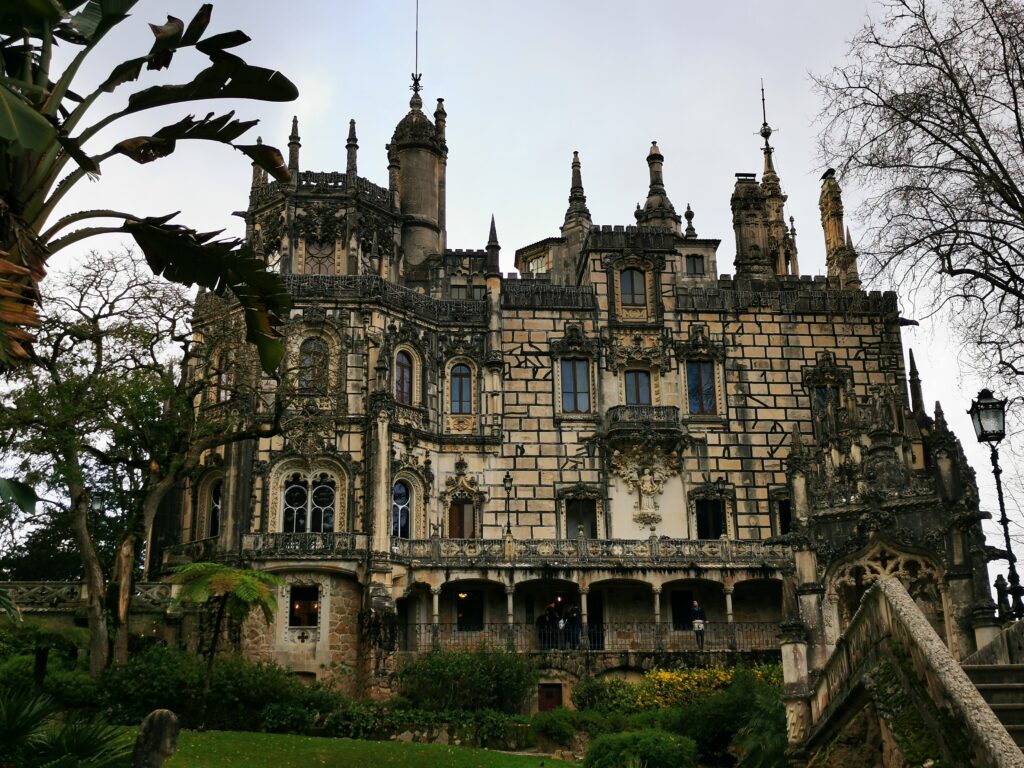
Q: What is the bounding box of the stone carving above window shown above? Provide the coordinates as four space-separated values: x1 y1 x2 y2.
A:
675 323 725 361
550 323 599 358
608 331 673 369
296 202 342 244
609 445 681 530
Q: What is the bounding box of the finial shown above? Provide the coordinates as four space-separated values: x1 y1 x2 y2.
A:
487 214 499 248
684 203 697 238
289 115 299 141
287 116 300 173
648 140 662 159
908 349 924 414
789 215 797 236
347 119 357 143
564 150 591 223
759 79 773 148
256 136 262 145
846 226 854 249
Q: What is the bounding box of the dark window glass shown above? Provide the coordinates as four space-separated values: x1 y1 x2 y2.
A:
624 370 651 406
450 284 467 300
561 359 591 413
685 254 705 275
472 285 487 300
396 351 414 405
456 590 484 631
448 500 475 538
391 481 411 539
283 475 308 533
777 497 792 535
621 269 646 306
208 479 222 538
814 385 840 411
299 338 328 391
310 475 336 533
304 241 335 276
289 585 319 627
566 499 597 539
283 473 335 533
451 364 472 413
686 360 716 414
696 499 726 539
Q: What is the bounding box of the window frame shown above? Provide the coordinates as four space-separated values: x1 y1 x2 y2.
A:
391 480 412 539
450 364 473 414
298 337 329 392
624 369 652 406
282 472 337 534
288 584 320 628
560 358 592 414
395 351 414 405
686 359 717 415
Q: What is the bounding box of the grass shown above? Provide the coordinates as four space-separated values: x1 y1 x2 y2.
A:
165 730 576 767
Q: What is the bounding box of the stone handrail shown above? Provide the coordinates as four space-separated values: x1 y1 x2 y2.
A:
4 581 172 610
392 536 791 567
163 536 219 563
242 531 369 559
606 405 680 429
807 578 1024 767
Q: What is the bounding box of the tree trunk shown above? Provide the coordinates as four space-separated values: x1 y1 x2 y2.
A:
111 533 137 666
141 474 179 580
68 488 109 677
198 595 227 730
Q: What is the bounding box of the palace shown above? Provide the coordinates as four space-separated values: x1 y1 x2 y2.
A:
156 80 998 707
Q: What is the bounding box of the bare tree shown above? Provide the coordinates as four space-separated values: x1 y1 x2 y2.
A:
0 250 290 673
816 0 1024 394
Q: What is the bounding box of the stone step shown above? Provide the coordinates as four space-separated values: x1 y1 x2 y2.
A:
963 664 1024 686
989 704 1024 726
973 683 1024 706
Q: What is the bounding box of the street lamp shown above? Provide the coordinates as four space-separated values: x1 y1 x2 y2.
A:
503 471 513 535
968 389 1024 620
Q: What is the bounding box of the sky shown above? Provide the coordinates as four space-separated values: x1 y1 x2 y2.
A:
46 0 1024 560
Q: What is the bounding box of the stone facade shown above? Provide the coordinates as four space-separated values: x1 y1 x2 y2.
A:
158 82 998 700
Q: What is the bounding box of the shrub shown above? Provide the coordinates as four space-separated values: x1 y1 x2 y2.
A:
44 666 100 711
531 707 576 746
585 729 698 768
0 654 33 690
397 648 537 713
100 646 204 725
261 701 314 734
571 676 640 713
322 698 381 739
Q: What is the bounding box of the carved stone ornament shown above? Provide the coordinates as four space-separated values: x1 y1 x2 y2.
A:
551 323 599 357
609 445 681 529
296 202 342 244
281 400 335 458
676 323 725 361
608 331 673 369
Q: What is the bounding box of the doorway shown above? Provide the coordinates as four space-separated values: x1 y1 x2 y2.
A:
538 683 563 712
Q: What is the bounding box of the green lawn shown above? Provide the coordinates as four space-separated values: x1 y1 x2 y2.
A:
165 730 576 767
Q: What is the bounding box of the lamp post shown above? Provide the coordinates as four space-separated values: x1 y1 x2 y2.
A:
503 471 513 535
969 388 1024 620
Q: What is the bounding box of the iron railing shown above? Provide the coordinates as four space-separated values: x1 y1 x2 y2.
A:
397 621 781 653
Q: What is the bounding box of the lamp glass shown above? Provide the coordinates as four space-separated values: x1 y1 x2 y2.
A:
969 389 1006 443
503 472 513 493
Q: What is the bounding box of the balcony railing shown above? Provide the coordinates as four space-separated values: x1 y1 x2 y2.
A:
3 582 171 610
393 537 791 568
242 531 369 559
397 621 781 653
164 536 219 563
606 405 681 429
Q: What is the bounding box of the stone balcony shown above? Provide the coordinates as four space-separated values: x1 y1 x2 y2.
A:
241 531 369 560
605 405 685 448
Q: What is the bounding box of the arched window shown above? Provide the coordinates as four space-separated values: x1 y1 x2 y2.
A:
215 352 231 402
621 269 646 306
208 478 223 538
298 337 328 391
450 364 472 414
395 351 414 405
391 481 411 539
283 472 336 533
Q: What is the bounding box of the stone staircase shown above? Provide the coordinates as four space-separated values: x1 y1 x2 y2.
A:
963 664 1024 749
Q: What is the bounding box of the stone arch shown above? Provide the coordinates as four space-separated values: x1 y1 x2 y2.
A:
823 538 946 646
288 321 347 408
194 469 224 540
441 356 478 434
393 343 423 407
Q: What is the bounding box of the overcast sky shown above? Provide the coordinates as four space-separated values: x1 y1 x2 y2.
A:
49 0 1023 556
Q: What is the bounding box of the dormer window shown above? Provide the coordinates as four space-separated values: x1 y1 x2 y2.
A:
621 269 646 306
685 254 705 275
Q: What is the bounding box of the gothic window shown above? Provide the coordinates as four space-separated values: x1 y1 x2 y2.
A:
686 360 717 415
448 499 475 538
566 499 597 539
685 254 705 275
456 590 484 631
283 473 336 533
215 352 231 402
814 385 840 411
298 338 328 392
289 585 319 627
208 479 223 538
620 269 646 306
391 481 411 539
695 499 726 539
304 241 335 276
773 495 792 536
625 369 652 406
560 359 591 413
450 364 472 414
395 351 414 405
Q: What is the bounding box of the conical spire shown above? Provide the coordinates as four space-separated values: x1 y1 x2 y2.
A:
635 141 680 232
487 214 499 248
908 349 924 414
346 119 358 185
564 150 591 225
485 214 500 275
250 136 267 189
288 116 300 174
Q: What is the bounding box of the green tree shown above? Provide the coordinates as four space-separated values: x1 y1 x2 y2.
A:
0 250 292 674
170 561 280 727
815 0 1024 391
0 587 20 622
0 1 295 375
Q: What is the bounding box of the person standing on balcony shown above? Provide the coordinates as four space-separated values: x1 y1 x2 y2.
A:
692 600 706 650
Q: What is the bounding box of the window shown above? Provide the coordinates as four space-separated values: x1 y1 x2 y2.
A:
776 497 792 535
472 285 487 301
283 473 336 533
624 370 651 406
450 364 472 414
208 479 223 538
298 338 328 391
215 352 231 402
289 585 319 627
696 499 726 539
391 481 411 539
620 269 646 306
450 284 467 300
814 385 840 411
448 500 475 538
685 254 705 275
395 351 414 405
456 590 484 631
686 360 716 415
304 241 335 276
566 499 597 539
560 359 591 413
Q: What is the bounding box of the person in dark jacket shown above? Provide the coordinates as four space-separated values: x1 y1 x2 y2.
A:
692 600 707 650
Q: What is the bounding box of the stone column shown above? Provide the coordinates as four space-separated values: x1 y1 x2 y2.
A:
653 587 663 651
779 619 812 752
431 587 441 651
505 584 516 651
580 587 589 651
372 410 392 554
724 587 734 624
